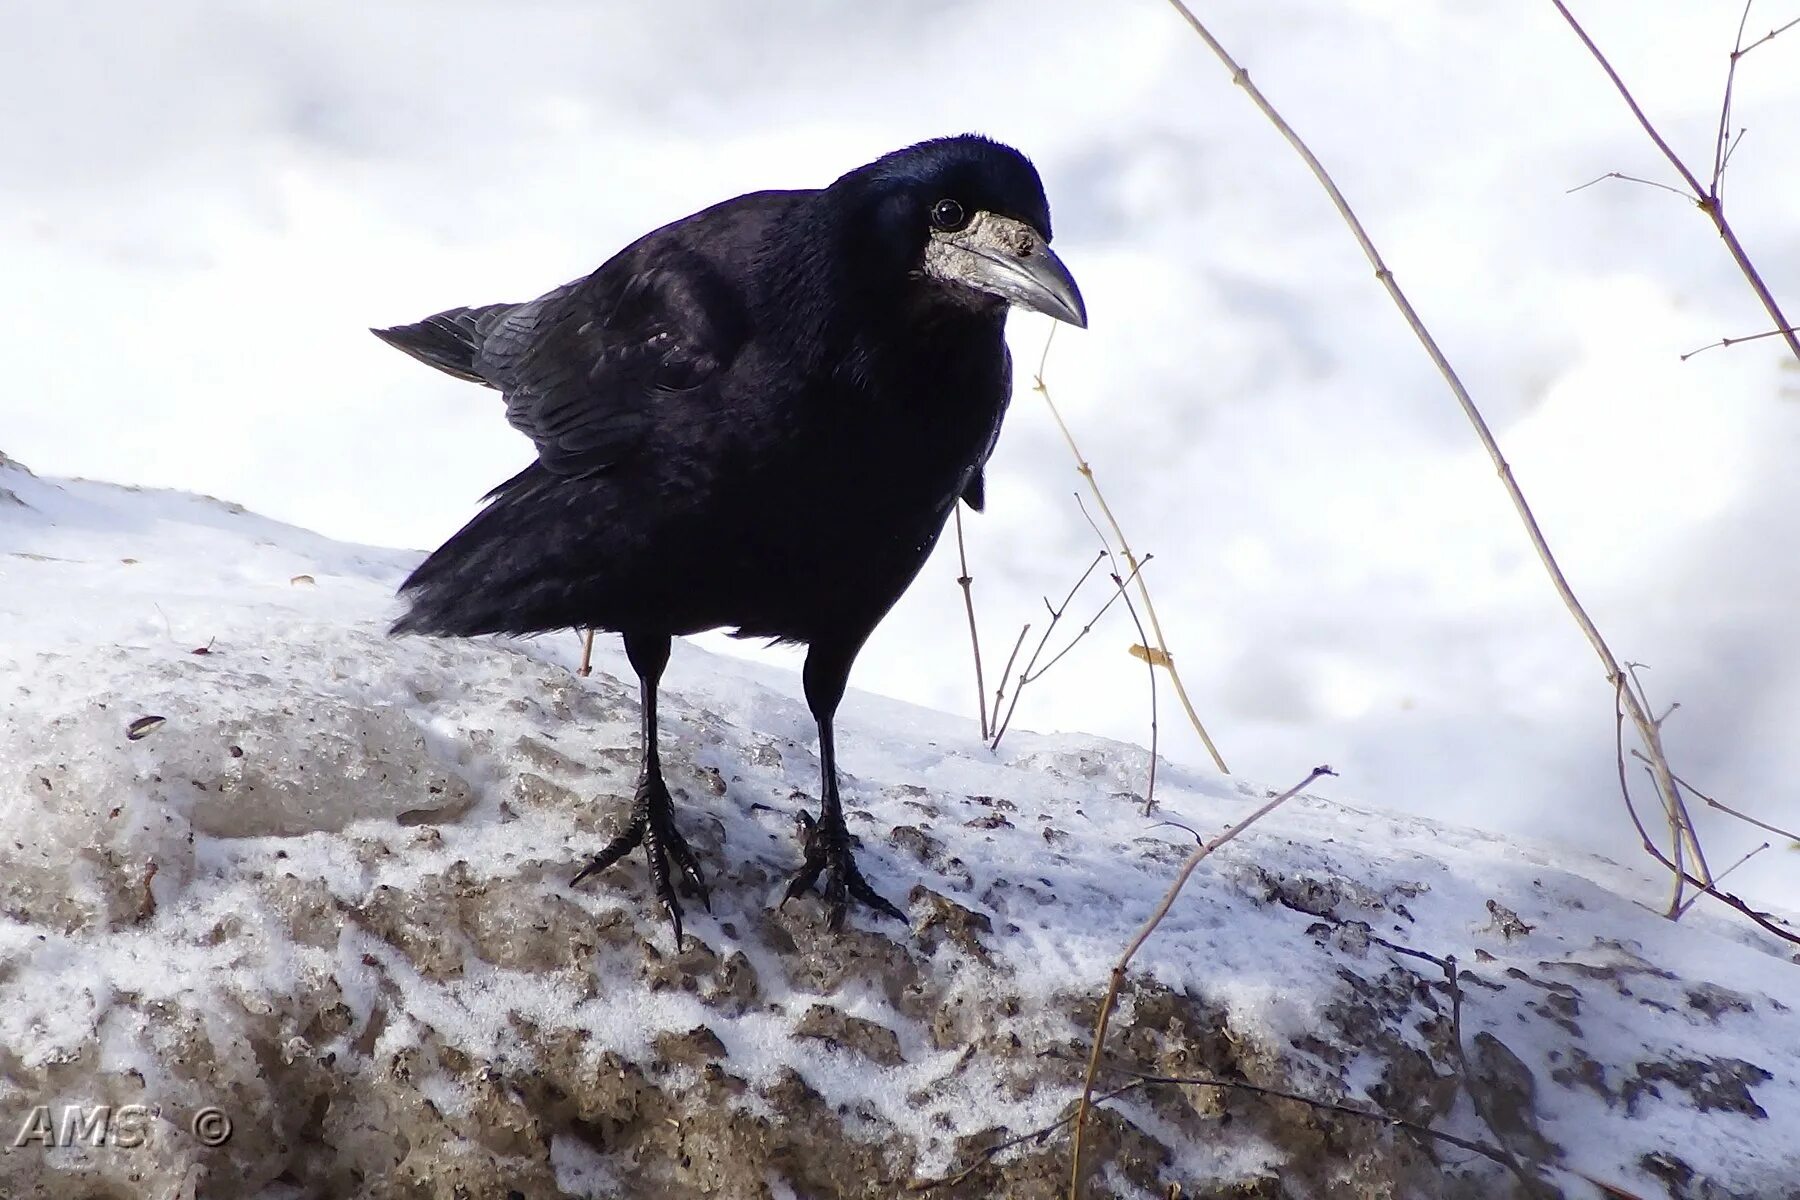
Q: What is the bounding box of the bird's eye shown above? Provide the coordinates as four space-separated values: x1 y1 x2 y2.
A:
930 198 968 232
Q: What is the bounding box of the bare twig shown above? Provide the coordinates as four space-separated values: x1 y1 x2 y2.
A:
1738 13 1800 57
1564 171 1693 201
1434 953 1552 1195
1059 1053 1537 1184
1163 0 1718 916
989 623 1032 735
1075 493 1162 814
1711 2 1756 197
1663 764 1800 842
577 628 596 678
1034 328 1231 774
1119 587 1161 816
991 550 1150 748
1615 679 1800 944
905 1082 1146 1193
1680 324 1800 361
1299 921 1554 1194
1551 0 1800 366
952 505 990 740
1716 125 1749 185
1068 764 1334 1198
1677 842 1769 917
1020 554 1149 689
989 550 1104 747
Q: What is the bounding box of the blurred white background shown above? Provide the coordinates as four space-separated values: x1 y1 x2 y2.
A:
4 0 1797 907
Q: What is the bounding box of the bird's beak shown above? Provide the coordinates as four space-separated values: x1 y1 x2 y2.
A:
925 212 1088 328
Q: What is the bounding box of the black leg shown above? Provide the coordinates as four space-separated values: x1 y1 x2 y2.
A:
781 639 907 930
571 630 710 947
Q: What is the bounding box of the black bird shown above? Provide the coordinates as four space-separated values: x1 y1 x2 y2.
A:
377 135 1085 942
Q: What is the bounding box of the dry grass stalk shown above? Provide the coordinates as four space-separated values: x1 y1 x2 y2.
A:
1159 0 1721 913
1033 330 1230 775
1067 764 1335 1198
952 505 991 739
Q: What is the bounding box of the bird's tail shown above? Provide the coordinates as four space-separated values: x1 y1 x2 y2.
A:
371 303 514 385
391 465 627 639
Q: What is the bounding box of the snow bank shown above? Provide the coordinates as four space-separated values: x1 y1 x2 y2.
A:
2 455 1796 1199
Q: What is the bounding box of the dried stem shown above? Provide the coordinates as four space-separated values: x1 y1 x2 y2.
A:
1739 13 1800 57
989 623 1031 732
1059 1052 1534 1179
952 505 991 740
1681 325 1799 361
904 1082 1146 1193
1163 0 1717 914
1076 493 1162 814
1565 171 1692 201
1663 765 1800 843
1677 842 1769 917
990 549 1134 748
577 629 596 677
1033 328 1230 774
1433 952 1552 1196
1021 555 1148 689
1120 587 1160 816
1613 679 1800 945
1550 0 1800 366
1067 764 1334 1198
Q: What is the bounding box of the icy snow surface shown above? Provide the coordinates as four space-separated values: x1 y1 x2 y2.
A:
2 458 1797 1198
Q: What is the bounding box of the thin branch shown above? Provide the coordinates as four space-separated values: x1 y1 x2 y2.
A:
1068 764 1334 1198
1680 324 1800 361
952 505 991 740
1119 586 1160 816
1676 842 1769 917
1034 328 1231 774
1738 13 1800 56
1163 0 1718 920
1074 493 1162 815
1620 666 1714 913
1059 1053 1540 1185
1020 554 1148 688
1435 952 1551 1195
1711 2 1754 196
1635 755 1800 842
989 550 1107 748
577 628 596 678
1716 126 1748 185
989 623 1032 735
1551 0 1800 365
905 1082 1146 1193
1564 171 1692 201
1616 680 1800 944
1551 0 1708 196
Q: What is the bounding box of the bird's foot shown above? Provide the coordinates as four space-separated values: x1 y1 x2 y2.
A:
781 810 907 931
571 774 710 948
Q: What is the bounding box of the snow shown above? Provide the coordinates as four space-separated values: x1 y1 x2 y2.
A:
3 455 1798 1196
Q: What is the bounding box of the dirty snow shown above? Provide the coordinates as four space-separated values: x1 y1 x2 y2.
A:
2 457 1797 1197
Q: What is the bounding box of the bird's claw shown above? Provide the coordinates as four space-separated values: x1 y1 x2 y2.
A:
571 774 710 949
781 810 907 931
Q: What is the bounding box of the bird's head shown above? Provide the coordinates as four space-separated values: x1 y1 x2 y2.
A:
838 134 1086 329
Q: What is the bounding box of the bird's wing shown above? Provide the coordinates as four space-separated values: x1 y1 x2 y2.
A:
476 255 745 477
960 342 1013 511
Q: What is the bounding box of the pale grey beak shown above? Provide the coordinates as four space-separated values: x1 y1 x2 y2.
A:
923 212 1088 328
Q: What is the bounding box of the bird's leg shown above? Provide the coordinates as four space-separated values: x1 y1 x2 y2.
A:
571 631 709 946
782 642 907 930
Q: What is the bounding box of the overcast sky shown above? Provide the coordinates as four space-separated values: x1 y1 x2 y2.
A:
5 0 1798 908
